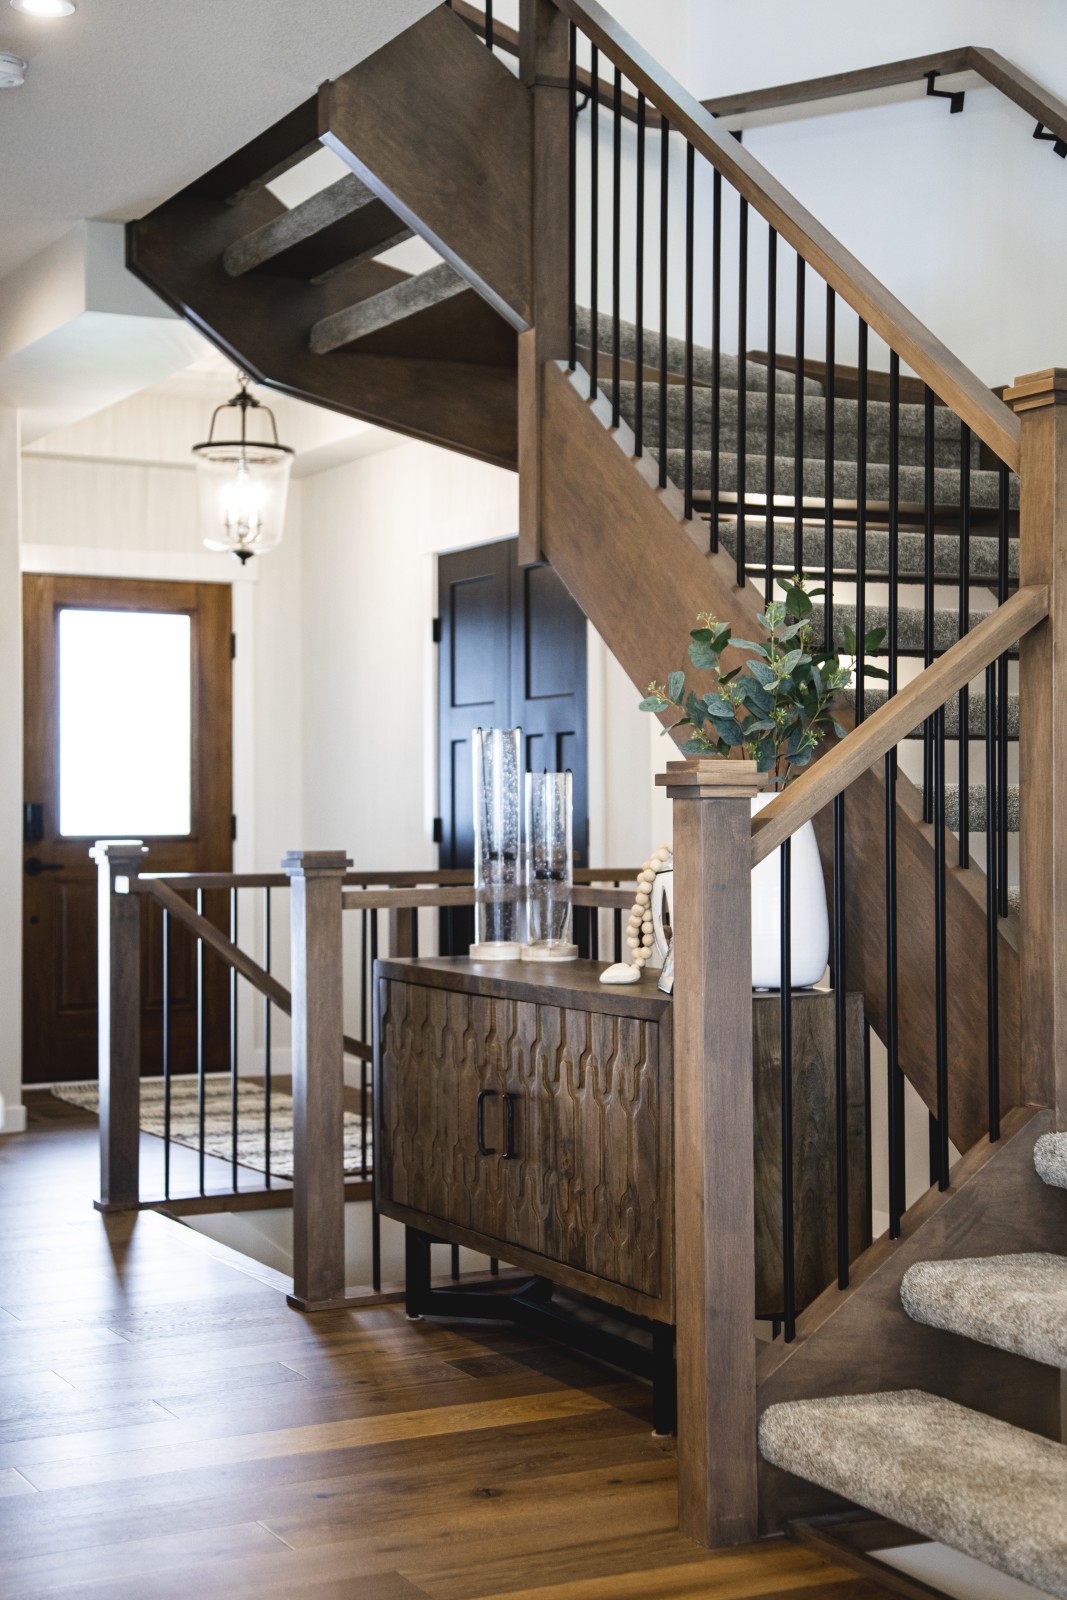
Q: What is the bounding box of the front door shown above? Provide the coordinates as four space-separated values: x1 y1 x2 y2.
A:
22 575 233 1085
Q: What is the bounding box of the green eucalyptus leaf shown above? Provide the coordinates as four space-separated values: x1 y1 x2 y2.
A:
667 670 686 703
638 696 668 713
688 638 721 670
863 664 890 680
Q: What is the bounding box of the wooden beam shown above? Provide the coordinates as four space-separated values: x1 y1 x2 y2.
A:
657 759 762 1547
91 841 147 1211
319 5 533 330
751 584 1049 864
1006 369 1067 1116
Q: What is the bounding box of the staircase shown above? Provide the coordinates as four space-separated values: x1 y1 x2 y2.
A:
126 0 1067 1572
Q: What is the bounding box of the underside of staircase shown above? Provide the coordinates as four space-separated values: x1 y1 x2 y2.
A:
127 0 1066 1576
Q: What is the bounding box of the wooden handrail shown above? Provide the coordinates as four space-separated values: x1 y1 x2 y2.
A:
138 866 639 892
547 0 1020 470
341 884 634 912
139 878 370 1061
750 583 1049 865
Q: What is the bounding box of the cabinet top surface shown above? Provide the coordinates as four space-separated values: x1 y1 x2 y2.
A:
374 956 672 1018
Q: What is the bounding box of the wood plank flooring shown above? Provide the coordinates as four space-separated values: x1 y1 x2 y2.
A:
0 1098 898 1599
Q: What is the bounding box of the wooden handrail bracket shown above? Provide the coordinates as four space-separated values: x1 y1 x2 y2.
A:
751 584 1048 864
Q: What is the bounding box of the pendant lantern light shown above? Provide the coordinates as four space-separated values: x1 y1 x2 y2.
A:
192 374 293 563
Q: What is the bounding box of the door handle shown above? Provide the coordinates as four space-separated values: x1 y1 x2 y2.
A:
24 857 63 877
476 1089 497 1157
502 1093 518 1160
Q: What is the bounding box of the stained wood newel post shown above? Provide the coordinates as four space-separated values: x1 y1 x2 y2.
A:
655 759 763 1546
283 849 352 1311
518 0 571 565
1005 370 1067 1122
91 840 147 1212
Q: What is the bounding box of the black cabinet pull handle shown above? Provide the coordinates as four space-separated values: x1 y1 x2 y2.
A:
502 1094 517 1160
476 1089 497 1156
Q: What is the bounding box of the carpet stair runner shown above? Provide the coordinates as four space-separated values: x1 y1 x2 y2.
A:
759 1140 1067 1595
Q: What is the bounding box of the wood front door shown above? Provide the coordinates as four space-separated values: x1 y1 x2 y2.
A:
22 575 233 1086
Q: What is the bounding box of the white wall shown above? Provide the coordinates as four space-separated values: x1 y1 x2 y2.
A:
0 411 24 1133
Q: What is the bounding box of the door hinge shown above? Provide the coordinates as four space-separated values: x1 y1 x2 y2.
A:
432 816 443 844
431 617 442 644
231 814 237 841
230 632 237 660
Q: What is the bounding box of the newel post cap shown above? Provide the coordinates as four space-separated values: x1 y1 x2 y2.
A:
89 839 147 868
282 850 352 878
655 757 766 802
1004 369 1067 413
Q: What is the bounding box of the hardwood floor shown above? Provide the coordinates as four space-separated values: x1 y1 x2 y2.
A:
0 1097 896 1599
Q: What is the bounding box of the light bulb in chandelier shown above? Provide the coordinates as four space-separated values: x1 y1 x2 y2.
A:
191 374 293 563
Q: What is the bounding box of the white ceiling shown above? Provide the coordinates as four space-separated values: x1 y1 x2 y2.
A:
0 0 438 280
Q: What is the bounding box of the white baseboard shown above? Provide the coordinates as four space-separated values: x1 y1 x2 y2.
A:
0 1104 27 1135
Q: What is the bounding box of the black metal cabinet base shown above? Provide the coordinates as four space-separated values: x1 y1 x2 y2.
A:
404 1227 678 1436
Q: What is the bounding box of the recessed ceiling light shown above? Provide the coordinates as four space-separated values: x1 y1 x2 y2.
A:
10 0 76 15
0 50 27 86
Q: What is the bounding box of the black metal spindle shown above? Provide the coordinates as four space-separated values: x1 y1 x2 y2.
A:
230 886 238 1190
196 888 205 1196
490 1256 499 1276
793 256 805 574
709 169 721 550
958 422 972 868
683 141 695 518
832 792 848 1288
933 706 949 1189
885 749 904 1236
658 112 669 487
367 910 379 1180
567 24 577 372
264 887 272 1189
589 44 599 401
613 882 622 963
823 286 835 646
780 837 796 1341
484 0 493 53
590 899 600 959
997 463 1010 917
985 659 1001 1139
736 196 748 584
611 67 622 427
923 386 936 822
162 906 171 1200
765 228 777 603
855 321 868 722
888 352 900 696
411 905 419 959
451 1244 460 1280
372 1205 381 1294
634 92 646 456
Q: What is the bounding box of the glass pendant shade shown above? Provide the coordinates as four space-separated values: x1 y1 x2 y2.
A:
192 376 293 563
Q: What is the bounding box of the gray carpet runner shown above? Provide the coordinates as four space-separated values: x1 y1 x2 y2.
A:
662 447 1018 510
759 1390 1067 1598
712 518 1019 584
901 1253 1067 1368
576 307 824 394
1035 1133 1067 1191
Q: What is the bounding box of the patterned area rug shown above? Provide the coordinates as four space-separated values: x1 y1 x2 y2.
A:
52 1076 371 1180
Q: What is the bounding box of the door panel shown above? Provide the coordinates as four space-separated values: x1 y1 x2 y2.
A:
22 575 233 1085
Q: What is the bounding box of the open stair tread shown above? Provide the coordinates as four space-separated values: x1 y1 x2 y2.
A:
575 307 824 393
759 1389 1067 1599
660 447 1019 511
310 262 468 354
1035 1134 1067 1191
224 173 412 281
713 519 1019 583
837 687 1019 739
901 1253 1067 1368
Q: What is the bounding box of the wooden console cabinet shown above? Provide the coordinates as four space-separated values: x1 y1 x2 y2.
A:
374 957 866 1324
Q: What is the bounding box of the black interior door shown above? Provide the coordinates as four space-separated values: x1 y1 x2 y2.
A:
437 539 588 951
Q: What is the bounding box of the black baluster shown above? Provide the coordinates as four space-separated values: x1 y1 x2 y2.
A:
484 0 493 53
823 286 835 646
196 888 205 1197
885 750 904 1236
567 23 577 372
736 196 748 585
590 898 600 960
923 386 936 822
855 321 868 722
589 44 599 401
709 169 721 551
367 909 379 1182
934 706 949 1189
634 91 646 456
611 67 622 428
793 256 805 574
230 885 238 1190
765 228 777 603
658 112 669 487
372 1204 381 1294
958 422 971 868
613 882 622 963
451 1244 461 1280
997 462 1010 918
780 837 796 1341
162 906 171 1201
888 352 900 695
411 906 419 960
684 141 695 519
985 661 1001 1141
264 887 272 1189
832 792 849 1288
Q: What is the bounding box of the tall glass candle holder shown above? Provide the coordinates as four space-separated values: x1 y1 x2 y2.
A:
471 727 523 958
524 770 577 961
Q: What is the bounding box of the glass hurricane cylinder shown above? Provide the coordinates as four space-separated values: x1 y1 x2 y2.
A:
472 727 523 955
524 770 577 960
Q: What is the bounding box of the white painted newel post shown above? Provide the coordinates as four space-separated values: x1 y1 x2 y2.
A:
91 839 148 1213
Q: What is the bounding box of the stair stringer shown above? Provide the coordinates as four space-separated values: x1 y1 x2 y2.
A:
127 187 519 470
540 359 1021 1150
754 1107 1064 1534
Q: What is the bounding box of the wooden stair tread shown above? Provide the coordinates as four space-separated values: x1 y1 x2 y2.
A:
224 173 412 281
759 1390 1067 1599
901 1253 1067 1368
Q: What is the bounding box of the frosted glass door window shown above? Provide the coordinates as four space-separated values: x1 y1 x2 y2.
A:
58 608 193 837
